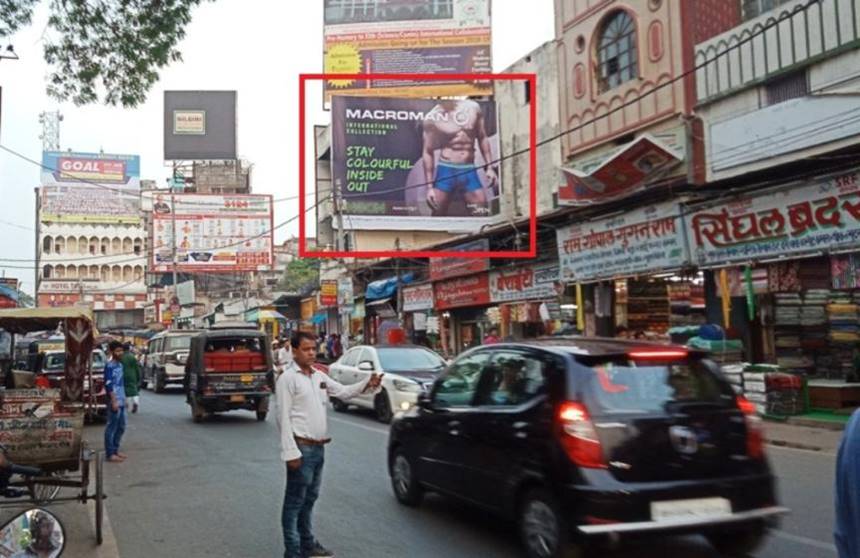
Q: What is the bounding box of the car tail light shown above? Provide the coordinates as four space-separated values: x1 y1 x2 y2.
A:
628 349 688 360
557 402 607 469
737 395 764 460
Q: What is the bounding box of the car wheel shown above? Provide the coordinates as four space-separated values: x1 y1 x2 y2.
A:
331 398 349 413
374 390 393 423
706 522 768 557
191 396 206 424
390 450 423 507
519 488 579 558
154 371 166 394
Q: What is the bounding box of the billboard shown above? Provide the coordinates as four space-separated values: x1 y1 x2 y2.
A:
331 96 501 231
429 239 489 281
151 194 273 273
323 0 492 100
489 263 560 303
434 273 490 310
402 283 434 312
164 91 237 160
40 151 142 224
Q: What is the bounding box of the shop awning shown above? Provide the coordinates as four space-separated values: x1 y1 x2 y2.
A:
366 297 392 308
365 273 414 301
311 313 327 325
259 309 287 321
0 307 94 334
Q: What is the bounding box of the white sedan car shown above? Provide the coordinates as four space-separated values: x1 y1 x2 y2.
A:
328 344 446 423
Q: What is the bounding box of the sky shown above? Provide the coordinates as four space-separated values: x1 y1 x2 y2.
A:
0 0 555 295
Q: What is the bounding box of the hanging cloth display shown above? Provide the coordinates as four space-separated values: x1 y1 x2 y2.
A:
719 269 732 329
576 284 585 331
744 266 756 322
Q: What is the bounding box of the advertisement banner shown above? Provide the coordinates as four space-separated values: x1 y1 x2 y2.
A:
177 280 196 306
434 273 490 310
40 151 141 224
688 170 860 266
323 0 492 100
490 263 560 303
402 283 434 312
320 280 339 307
337 277 355 311
557 202 688 282
331 96 501 231
429 239 490 281
173 110 206 135
151 194 273 273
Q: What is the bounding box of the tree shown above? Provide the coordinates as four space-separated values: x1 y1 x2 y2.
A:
16 291 34 308
278 259 319 295
1 0 209 107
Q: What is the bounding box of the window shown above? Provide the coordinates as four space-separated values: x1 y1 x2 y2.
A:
523 81 531 105
766 70 808 106
377 347 445 372
341 348 361 367
597 11 638 93
42 265 52 279
478 351 547 407
742 0 793 21
357 348 375 367
42 237 52 254
167 336 193 351
433 351 491 408
583 359 732 415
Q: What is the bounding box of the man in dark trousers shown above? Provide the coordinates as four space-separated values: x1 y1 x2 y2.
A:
103 341 127 463
276 331 383 558
121 343 141 413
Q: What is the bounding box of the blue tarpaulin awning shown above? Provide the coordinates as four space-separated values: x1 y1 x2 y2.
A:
365 273 414 301
311 313 327 325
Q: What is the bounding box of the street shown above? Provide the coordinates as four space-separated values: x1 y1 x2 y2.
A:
56 389 838 558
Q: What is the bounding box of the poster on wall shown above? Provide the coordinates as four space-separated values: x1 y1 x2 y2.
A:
323 0 492 100
687 169 860 266
331 96 501 232
151 194 273 273
557 202 688 282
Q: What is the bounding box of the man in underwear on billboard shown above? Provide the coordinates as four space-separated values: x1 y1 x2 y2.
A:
422 99 498 217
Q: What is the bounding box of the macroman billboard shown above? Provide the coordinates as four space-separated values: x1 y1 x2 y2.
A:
323 0 492 100
331 96 501 232
40 151 141 225
151 194 273 273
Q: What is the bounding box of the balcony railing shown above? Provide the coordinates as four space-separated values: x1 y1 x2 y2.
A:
695 0 860 103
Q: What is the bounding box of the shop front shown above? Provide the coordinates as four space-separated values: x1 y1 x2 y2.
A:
489 263 563 339
402 283 435 346
364 274 413 345
434 272 492 356
556 201 691 340
687 169 860 409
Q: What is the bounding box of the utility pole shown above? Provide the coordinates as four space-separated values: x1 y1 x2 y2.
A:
170 164 179 329
395 237 403 323
38 110 63 152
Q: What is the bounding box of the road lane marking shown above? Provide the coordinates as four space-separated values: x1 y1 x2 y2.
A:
772 530 837 553
329 415 389 436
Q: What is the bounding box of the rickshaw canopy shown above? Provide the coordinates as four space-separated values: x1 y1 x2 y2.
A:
0 308 94 335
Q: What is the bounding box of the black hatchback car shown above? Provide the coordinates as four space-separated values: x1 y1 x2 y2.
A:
387 337 788 558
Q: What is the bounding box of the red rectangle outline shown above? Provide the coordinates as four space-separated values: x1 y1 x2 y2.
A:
299 72 537 259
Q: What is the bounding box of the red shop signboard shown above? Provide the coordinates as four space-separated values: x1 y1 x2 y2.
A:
434 273 491 310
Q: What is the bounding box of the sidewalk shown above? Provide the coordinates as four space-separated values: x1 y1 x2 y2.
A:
764 420 845 454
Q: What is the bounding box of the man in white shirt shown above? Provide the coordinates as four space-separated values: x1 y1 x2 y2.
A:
277 340 293 375
276 331 382 558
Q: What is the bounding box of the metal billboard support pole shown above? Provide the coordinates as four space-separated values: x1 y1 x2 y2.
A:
170 165 179 329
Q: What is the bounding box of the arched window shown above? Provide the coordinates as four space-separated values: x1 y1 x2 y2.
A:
55 265 66 279
133 238 143 256
42 237 53 254
134 266 144 280
111 238 122 255
101 238 110 255
66 237 78 254
55 236 65 254
122 237 133 254
100 266 110 282
597 11 638 93
111 265 122 282
89 237 99 255
89 265 99 278
43 265 52 279
78 236 88 254
122 265 133 282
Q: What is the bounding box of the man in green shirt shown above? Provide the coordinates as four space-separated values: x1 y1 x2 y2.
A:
121 343 141 414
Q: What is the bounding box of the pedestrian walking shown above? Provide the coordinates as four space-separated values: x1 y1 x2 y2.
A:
277 340 293 375
103 341 127 463
483 327 500 345
276 331 383 558
836 409 860 558
121 343 141 414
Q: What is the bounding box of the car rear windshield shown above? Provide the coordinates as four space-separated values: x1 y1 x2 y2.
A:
377 348 445 372
166 336 192 351
45 354 64 370
204 337 264 353
583 358 731 415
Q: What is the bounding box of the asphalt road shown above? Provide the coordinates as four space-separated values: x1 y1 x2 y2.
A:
76 389 839 558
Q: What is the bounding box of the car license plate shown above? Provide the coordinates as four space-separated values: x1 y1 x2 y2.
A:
240 375 253 383
650 498 731 522
230 394 246 402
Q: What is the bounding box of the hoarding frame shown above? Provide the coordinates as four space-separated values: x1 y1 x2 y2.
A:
299 72 537 259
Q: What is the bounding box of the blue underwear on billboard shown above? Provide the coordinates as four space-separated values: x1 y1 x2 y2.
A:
433 161 483 193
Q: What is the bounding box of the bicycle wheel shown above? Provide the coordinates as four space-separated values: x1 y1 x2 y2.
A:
95 451 104 545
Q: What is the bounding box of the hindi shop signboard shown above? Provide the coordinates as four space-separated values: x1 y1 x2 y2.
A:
489 263 559 303
331 96 501 232
434 273 490 310
557 202 688 282
323 0 492 100
688 170 860 266
402 283 435 312
151 194 273 273
429 239 490 281
320 280 339 307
